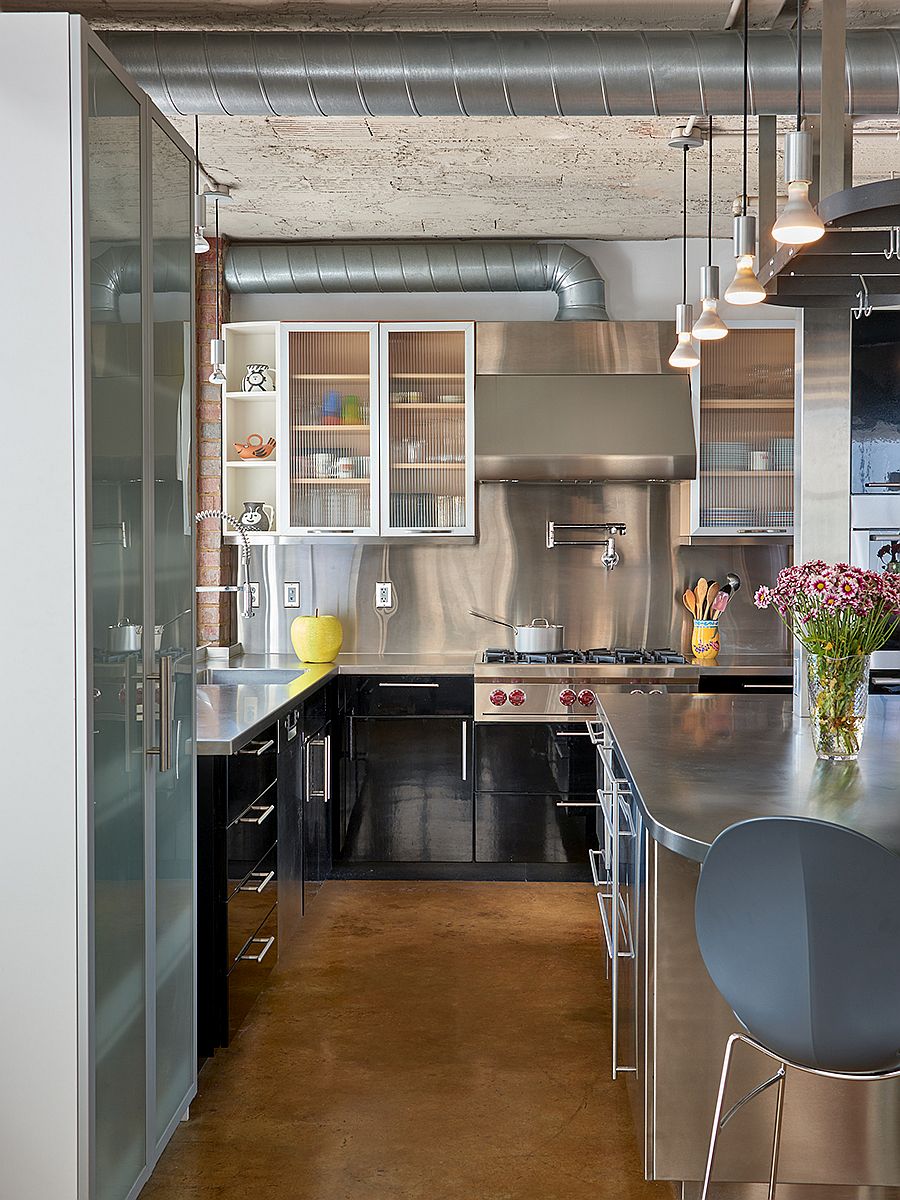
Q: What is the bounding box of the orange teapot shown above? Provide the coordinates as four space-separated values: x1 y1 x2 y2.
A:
234 433 276 460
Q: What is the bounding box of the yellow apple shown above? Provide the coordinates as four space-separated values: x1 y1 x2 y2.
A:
291 614 343 663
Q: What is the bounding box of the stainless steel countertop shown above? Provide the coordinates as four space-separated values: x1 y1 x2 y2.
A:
599 693 900 863
196 651 793 755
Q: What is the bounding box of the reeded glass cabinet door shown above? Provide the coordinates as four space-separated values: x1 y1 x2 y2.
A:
282 323 379 534
150 118 196 1148
88 49 147 1200
380 322 475 536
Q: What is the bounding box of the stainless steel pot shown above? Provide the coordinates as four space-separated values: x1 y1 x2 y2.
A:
470 609 565 652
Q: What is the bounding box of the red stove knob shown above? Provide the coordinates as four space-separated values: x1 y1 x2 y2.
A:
489 689 508 707
508 688 526 707
578 689 596 707
559 688 577 707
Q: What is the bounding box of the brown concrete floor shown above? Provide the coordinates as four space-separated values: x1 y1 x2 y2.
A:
142 882 673 1200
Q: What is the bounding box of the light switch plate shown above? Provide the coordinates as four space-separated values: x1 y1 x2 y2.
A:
375 582 393 609
284 582 301 608
249 582 261 609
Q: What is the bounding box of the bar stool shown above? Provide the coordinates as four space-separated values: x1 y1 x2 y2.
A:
694 816 900 1200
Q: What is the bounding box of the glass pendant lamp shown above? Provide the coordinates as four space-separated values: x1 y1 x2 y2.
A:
772 0 824 246
669 144 700 370
724 0 766 306
693 117 729 341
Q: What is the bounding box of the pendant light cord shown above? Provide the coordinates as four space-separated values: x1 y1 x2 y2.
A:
214 199 220 330
742 0 749 215
682 145 688 306
796 0 803 131
707 116 713 261
194 114 200 195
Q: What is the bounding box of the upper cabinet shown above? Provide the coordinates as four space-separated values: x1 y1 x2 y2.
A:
381 323 475 536
222 320 474 539
687 325 796 540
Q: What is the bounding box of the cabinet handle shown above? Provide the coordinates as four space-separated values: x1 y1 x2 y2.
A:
377 682 440 688
238 803 275 825
554 729 592 738
239 935 274 963
324 733 331 803
239 738 275 756
556 800 603 807
742 683 792 690
240 869 275 893
461 720 467 782
864 481 900 489
145 654 174 771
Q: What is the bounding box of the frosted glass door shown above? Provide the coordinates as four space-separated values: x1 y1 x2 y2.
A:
284 324 378 534
381 324 474 535
88 49 147 1200
150 118 196 1146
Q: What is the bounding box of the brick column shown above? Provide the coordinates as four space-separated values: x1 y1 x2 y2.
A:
196 236 235 647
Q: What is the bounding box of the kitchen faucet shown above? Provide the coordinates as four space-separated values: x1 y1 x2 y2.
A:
195 510 255 619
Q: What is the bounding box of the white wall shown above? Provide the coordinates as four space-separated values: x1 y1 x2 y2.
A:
231 237 797 326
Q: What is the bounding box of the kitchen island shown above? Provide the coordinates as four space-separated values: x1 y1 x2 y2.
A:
595 693 900 1199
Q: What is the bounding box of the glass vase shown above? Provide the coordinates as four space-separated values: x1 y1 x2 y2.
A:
806 653 870 761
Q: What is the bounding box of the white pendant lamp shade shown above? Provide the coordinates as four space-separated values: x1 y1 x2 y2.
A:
669 304 701 369
694 288 729 340
208 338 226 386
773 131 825 245
193 189 209 254
724 215 766 306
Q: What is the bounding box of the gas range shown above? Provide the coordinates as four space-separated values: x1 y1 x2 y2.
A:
475 646 700 722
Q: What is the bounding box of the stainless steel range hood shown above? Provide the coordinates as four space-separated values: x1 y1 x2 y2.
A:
474 322 696 482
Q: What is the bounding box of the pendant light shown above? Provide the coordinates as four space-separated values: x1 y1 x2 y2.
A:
208 198 226 386
772 0 825 245
693 117 729 341
724 0 767 306
193 116 210 255
669 143 701 370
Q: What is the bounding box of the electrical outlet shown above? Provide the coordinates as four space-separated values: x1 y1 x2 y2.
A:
375 581 393 610
283 582 301 609
249 582 261 609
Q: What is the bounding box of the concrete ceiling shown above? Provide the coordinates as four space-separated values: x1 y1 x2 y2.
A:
12 1 900 241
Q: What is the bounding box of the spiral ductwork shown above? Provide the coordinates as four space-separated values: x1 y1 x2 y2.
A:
224 241 608 321
91 241 192 321
103 30 900 117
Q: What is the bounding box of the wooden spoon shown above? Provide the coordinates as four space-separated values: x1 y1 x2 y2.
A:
695 578 709 620
683 588 698 617
705 581 720 620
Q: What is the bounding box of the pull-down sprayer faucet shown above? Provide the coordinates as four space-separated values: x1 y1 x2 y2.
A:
195 510 255 619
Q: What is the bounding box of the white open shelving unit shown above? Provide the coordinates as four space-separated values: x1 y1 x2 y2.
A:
222 321 280 538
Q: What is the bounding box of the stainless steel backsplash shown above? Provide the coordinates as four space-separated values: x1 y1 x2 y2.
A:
239 483 789 656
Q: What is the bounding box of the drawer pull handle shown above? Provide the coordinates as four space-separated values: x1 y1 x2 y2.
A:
377 682 440 688
240 869 275 894
239 935 275 963
239 803 275 825
556 800 603 807
239 738 275 756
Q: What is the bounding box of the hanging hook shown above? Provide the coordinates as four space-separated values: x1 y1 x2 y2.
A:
852 275 872 320
884 227 900 261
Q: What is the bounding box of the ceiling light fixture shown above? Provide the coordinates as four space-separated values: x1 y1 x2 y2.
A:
772 0 825 246
208 198 227 386
193 115 210 255
724 0 767 306
693 117 729 341
669 141 701 370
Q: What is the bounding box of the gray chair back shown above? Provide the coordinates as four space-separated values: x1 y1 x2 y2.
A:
695 816 900 1075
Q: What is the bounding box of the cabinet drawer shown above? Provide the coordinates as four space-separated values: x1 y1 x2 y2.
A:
350 675 472 716
227 904 278 1041
226 727 278 825
227 780 277 878
227 844 277 959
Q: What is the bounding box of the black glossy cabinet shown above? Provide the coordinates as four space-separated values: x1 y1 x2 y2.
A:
474 723 597 869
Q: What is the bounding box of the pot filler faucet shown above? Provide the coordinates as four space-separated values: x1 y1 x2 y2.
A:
545 522 626 570
195 510 255 619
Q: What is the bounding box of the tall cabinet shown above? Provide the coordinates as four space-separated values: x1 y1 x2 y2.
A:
0 17 196 1200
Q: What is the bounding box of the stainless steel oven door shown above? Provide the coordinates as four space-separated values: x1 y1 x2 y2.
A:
850 527 900 667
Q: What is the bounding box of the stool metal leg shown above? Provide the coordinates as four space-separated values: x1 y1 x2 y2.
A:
767 1068 786 1200
700 1033 740 1200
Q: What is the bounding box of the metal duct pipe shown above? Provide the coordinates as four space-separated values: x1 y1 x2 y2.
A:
91 241 192 321
103 30 900 117
224 242 609 321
